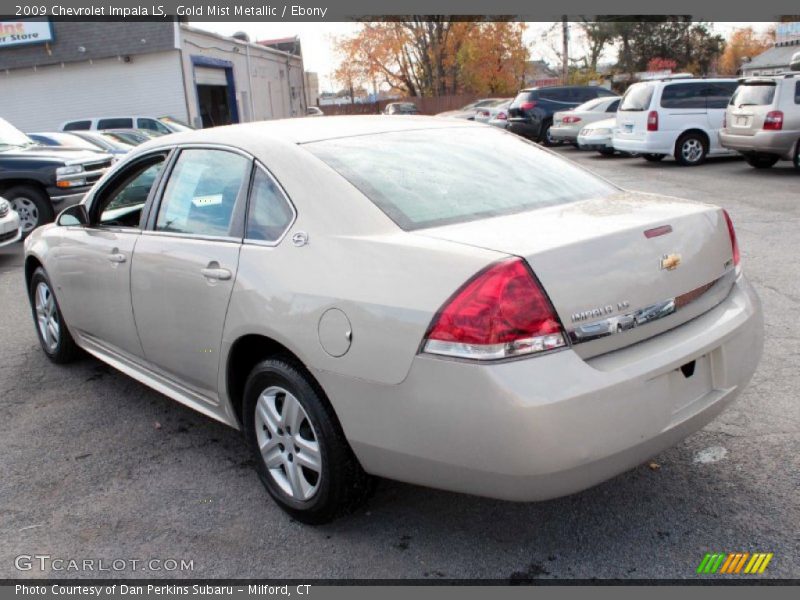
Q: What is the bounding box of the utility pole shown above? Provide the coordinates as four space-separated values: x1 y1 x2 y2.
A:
562 16 569 84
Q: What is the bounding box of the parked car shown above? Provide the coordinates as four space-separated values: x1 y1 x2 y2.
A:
474 99 512 124
437 98 507 120
0 196 22 247
613 77 739 165
507 86 618 145
27 131 132 157
24 116 762 523
69 131 137 155
306 107 324 117
0 118 113 235
719 71 800 169
60 116 193 135
550 96 621 145
488 103 513 129
384 102 420 115
101 129 160 146
577 117 619 155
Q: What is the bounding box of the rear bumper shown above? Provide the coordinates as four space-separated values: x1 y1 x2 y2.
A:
613 132 673 154
719 130 798 159
508 119 542 140
550 125 580 142
317 275 763 501
0 211 22 247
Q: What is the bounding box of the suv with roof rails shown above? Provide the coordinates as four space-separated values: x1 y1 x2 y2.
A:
613 76 739 165
719 53 800 169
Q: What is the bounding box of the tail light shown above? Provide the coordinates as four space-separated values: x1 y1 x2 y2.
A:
520 101 538 111
722 210 740 268
422 258 566 360
763 110 783 130
562 115 582 124
647 110 659 131
496 112 507 120
477 110 490 118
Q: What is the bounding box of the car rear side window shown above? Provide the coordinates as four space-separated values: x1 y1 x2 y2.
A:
137 118 171 134
98 118 134 129
245 166 295 243
155 149 250 238
704 82 737 109
660 83 706 109
63 120 91 131
539 88 570 102
730 83 776 106
306 127 616 231
620 83 654 111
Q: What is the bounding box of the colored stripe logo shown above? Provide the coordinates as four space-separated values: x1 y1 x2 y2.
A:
696 552 773 574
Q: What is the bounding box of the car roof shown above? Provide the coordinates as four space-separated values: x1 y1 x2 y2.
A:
138 115 482 148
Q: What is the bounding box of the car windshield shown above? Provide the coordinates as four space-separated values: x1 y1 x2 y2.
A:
620 83 654 111
574 98 607 112
306 127 616 230
0 118 34 148
730 83 776 106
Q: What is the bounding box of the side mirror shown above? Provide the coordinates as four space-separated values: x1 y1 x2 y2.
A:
57 204 89 227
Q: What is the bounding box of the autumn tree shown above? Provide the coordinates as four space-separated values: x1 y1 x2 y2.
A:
718 27 774 75
333 20 528 97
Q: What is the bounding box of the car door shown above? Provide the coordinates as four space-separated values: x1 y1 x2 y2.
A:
659 82 707 136
130 147 251 398
48 151 169 358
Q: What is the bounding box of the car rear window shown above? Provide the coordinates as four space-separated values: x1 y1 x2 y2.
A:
306 127 616 231
730 83 777 106
620 83 654 111
63 120 91 131
98 118 134 129
510 91 536 107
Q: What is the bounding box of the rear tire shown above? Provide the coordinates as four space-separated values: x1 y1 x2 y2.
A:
538 120 555 146
793 140 800 172
674 133 708 166
598 148 616 156
243 358 373 524
745 154 779 169
643 153 666 162
28 267 81 364
5 185 53 237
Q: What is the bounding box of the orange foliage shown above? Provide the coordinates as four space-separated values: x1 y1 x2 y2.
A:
719 27 774 75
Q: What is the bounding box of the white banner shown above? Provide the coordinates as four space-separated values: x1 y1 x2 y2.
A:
0 19 54 49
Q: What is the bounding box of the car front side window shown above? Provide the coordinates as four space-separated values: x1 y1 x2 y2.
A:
93 156 167 228
155 149 250 238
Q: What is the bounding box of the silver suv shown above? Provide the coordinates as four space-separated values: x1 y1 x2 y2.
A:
720 64 800 169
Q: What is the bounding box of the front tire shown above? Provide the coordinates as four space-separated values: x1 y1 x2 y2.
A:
28 267 80 363
5 185 54 236
243 358 372 524
745 154 779 169
674 133 708 166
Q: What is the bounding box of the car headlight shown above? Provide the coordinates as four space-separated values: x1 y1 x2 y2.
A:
55 165 87 188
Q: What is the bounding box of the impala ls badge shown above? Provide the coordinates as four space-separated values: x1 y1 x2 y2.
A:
661 253 682 271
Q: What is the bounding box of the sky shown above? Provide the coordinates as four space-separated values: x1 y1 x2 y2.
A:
196 21 775 93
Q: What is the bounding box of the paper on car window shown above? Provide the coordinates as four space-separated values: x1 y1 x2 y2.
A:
192 194 223 207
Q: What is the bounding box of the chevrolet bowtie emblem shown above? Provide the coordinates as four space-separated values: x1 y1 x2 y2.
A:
661 253 682 271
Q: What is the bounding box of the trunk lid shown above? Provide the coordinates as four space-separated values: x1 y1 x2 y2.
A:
416 191 737 358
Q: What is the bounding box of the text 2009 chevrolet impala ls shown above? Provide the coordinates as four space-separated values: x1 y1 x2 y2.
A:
24 117 763 523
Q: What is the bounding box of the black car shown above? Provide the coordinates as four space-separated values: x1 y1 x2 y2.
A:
0 118 113 235
507 85 618 145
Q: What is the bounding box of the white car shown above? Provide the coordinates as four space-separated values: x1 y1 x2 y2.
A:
60 116 193 135
551 97 620 144
613 77 739 165
577 117 618 155
0 196 22 248
474 99 512 123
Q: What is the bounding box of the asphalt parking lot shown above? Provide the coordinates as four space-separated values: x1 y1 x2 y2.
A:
1 148 798 581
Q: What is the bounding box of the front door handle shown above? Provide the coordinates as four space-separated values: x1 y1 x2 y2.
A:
201 266 232 281
108 253 127 264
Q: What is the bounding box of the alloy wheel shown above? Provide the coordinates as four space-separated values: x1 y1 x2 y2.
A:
681 138 704 164
10 197 39 232
34 281 60 352
255 386 322 501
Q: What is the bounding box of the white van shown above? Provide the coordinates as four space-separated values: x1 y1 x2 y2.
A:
59 116 193 135
612 77 739 165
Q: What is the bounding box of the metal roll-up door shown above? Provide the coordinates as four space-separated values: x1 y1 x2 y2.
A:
195 66 228 86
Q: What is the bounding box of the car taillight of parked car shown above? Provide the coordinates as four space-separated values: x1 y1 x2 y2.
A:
422 257 566 361
562 116 582 124
722 210 741 268
496 112 507 120
647 111 659 131
478 110 490 118
520 101 538 111
763 110 784 130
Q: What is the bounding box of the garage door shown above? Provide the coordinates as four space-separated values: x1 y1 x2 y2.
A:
194 66 228 86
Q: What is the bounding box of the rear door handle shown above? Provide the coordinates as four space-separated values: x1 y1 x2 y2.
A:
108 253 127 264
201 267 232 281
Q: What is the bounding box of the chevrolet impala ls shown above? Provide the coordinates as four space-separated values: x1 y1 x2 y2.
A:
23 117 763 523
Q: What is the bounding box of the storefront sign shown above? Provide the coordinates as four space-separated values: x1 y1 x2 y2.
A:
0 19 54 49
